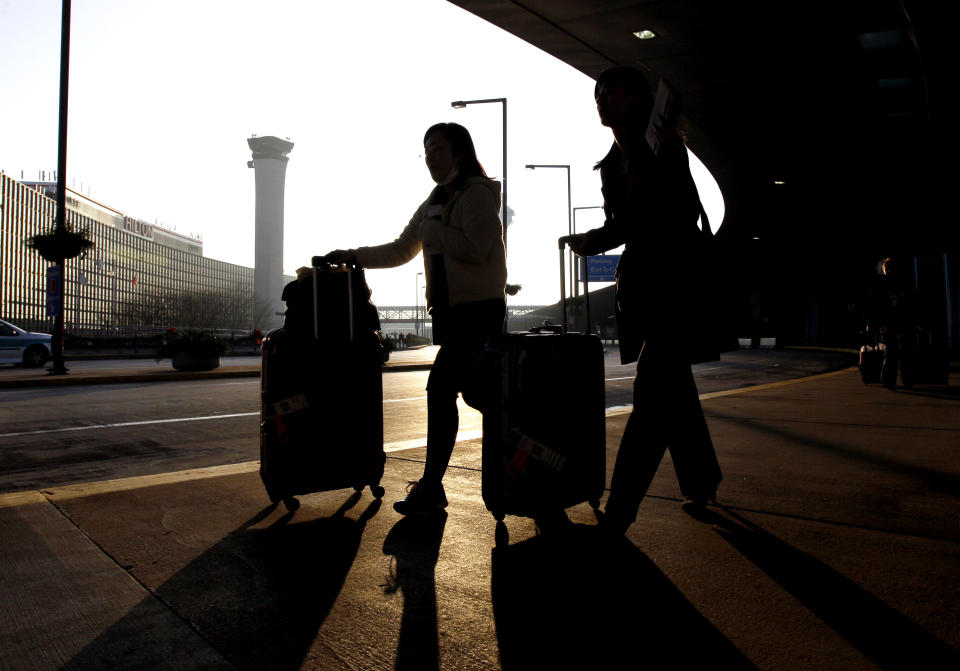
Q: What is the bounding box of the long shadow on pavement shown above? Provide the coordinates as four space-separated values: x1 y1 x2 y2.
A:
705 507 960 669
893 385 960 401
63 492 381 670
706 409 960 499
490 524 757 670
382 511 448 671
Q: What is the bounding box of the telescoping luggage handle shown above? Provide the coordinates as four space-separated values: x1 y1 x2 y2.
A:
311 255 355 343
558 238 590 335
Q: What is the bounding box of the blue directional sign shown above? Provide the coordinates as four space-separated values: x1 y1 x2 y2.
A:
578 255 620 282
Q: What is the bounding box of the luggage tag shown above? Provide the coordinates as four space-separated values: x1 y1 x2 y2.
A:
504 429 567 477
266 393 310 418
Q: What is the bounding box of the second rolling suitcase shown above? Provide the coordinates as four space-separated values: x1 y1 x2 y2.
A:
259 261 386 511
481 240 606 522
859 343 883 384
900 327 950 386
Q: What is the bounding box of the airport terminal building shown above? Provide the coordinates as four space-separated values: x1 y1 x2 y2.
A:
0 171 258 335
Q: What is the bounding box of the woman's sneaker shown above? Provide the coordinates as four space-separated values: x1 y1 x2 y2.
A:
393 480 448 515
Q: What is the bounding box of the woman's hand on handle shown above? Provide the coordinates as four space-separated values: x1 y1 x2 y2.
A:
322 249 358 266
559 234 590 257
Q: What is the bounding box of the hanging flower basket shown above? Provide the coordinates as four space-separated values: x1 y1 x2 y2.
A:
26 228 94 262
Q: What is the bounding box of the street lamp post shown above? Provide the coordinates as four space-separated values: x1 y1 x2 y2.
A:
572 206 605 334
415 271 424 337
451 97 507 332
50 0 73 374
572 205 604 236
526 164 572 296
450 99 507 247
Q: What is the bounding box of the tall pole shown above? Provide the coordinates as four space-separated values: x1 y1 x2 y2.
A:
501 99 508 258
572 206 604 236
416 272 424 337
573 205 604 296
51 0 72 374
565 167 572 297
525 164 572 296
451 97 507 330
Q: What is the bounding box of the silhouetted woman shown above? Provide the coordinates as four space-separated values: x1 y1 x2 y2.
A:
326 122 506 515
565 66 722 535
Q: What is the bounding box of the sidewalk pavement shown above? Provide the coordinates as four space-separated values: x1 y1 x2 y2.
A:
0 345 439 389
1 358 958 669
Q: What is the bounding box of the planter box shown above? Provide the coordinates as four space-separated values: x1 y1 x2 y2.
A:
171 351 222 371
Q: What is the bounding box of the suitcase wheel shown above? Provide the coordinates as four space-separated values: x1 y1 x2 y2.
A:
491 509 506 522
283 497 300 512
370 485 386 499
589 498 601 510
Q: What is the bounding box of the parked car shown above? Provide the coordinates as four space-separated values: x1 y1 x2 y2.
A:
0 319 52 367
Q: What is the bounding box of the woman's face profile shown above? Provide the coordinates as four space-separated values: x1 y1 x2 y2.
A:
596 81 641 128
425 132 456 183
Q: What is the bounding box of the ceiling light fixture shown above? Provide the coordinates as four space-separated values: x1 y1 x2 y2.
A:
633 30 656 40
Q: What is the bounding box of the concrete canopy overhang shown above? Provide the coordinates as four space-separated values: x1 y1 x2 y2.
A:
446 1 949 253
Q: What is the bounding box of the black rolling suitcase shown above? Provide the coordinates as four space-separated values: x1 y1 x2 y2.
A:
259 259 386 511
481 239 606 522
858 342 883 384
901 327 950 386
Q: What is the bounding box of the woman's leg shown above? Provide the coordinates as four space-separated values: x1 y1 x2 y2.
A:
393 347 458 514
667 363 722 503
394 300 504 515
604 347 669 527
422 348 460 485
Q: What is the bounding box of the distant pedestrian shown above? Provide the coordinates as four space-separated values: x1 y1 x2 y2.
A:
866 256 914 389
564 66 722 536
325 122 506 515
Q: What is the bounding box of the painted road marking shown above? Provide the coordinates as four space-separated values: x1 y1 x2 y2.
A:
0 396 432 439
697 368 852 400
0 412 259 439
0 490 47 509
607 366 721 382
605 367 855 417
0 430 485 507
0 368 855 508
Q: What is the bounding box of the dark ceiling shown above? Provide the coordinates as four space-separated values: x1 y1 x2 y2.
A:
448 1 948 253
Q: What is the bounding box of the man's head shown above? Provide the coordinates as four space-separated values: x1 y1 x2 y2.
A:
594 66 654 129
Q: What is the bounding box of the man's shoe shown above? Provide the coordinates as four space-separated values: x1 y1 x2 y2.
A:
598 507 633 541
680 494 716 519
393 480 448 515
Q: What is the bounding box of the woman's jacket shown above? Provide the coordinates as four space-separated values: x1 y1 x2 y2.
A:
354 176 506 311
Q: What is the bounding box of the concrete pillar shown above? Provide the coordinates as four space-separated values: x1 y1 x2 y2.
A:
247 135 294 330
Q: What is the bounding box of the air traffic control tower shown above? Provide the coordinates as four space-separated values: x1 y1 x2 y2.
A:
247 135 294 330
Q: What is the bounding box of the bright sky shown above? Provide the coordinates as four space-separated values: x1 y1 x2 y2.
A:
0 0 723 307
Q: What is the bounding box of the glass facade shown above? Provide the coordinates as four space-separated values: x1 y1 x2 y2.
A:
1 172 256 335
